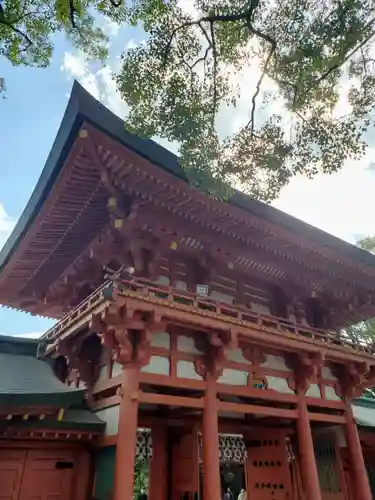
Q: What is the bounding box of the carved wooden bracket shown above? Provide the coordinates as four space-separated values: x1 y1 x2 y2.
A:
241 344 266 366
194 329 238 380
56 332 102 387
335 362 375 399
289 351 325 394
90 304 164 368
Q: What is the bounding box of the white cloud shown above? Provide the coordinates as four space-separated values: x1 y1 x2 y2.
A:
274 149 375 243
61 51 128 118
61 52 100 99
102 20 121 38
97 65 128 118
0 204 15 251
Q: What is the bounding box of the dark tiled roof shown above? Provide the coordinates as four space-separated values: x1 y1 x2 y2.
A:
0 335 83 407
20 407 105 431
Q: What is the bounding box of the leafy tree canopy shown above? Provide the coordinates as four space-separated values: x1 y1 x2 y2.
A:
0 0 127 91
2 0 375 200
116 0 375 199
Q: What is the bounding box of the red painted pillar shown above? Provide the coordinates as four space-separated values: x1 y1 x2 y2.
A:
296 392 322 500
202 374 221 500
113 365 139 500
345 403 372 500
149 426 168 500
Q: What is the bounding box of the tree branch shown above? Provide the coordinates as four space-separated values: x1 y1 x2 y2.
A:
209 20 217 116
313 16 375 86
190 23 212 70
163 10 255 66
69 0 77 28
162 0 277 136
245 18 277 134
0 18 32 51
67 0 89 43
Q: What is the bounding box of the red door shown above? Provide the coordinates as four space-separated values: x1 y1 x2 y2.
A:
0 449 75 500
245 429 292 500
171 429 199 500
19 450 75 500
0 450 27 500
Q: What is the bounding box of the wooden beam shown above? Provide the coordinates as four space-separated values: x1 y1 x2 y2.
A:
138 391 204 409
309 413 345 424
218 401 297 419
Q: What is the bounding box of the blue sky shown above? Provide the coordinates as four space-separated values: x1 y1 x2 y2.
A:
1 19 375 337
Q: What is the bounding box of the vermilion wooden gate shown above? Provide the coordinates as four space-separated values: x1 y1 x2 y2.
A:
245 429 292 500
171 428 199 500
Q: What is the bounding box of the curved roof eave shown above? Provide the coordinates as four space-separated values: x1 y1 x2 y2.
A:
2 81 375 276
0 80 187 274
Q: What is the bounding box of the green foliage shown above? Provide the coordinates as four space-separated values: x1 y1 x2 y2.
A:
115 0 375 200
2 1 375 200
342 317 375 346
133 458 148 498
357 235 375 253
0 0 128 86
340 236 375 387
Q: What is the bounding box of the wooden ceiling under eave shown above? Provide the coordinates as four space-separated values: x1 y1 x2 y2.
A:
1 84 375 319
0 135 111 314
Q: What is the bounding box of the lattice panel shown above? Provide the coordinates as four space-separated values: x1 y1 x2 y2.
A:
198 433 247 464
314 438 341 495
136 430 247 464
136 429 152 461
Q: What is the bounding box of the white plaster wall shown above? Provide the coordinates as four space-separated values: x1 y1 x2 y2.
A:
177 335 203 354
306 383 321 398
155 275 170 286
95 405 120 435
141 356 170 376
266 376 295 394
322 366 337 381
324 385 341 401
261 355 291 372
151 331 170 349
250 302 270 315
226 348 251 364
210 290 234 304
175 280 187 291
112 362 122 377
97 365 108 382
177 360 203 380
219 369 248 386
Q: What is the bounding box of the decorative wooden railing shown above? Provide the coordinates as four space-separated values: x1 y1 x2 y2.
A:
42 276 375 356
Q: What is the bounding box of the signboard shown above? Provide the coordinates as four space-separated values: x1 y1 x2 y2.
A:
196 284 209 297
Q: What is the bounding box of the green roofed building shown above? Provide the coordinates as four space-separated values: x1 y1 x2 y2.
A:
2 82 375 500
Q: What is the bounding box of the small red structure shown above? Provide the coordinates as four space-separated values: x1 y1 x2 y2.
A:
1 82 375 500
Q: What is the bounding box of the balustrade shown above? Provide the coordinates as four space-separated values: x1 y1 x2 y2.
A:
42 275 374 356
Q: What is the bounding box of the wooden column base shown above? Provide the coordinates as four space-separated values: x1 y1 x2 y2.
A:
345 404 372 500
202 375 221 500
149 426 168 500
113 365 139 500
